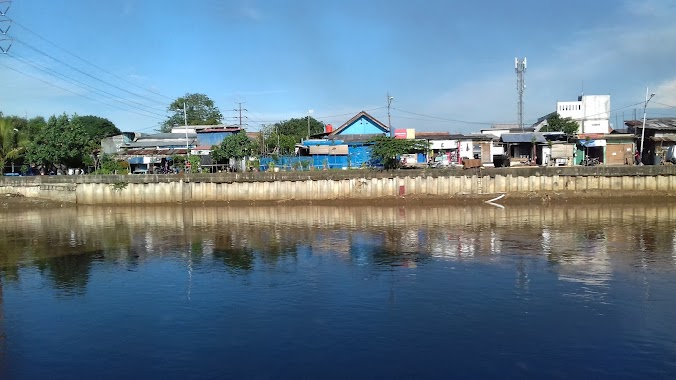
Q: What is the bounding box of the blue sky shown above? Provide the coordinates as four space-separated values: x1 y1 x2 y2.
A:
1 0 676 133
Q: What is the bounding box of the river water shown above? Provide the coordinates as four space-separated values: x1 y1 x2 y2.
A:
0 202 675 379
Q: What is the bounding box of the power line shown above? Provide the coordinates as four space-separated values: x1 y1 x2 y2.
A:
392 107 496 125
0 61 163 120
315 106 386 119
14 38 169 109
7 51 167 117
653 102 676 110
12 19 174 102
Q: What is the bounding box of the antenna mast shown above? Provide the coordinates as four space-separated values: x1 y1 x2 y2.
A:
515 57 527 132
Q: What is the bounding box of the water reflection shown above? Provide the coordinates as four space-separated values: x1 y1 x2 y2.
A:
0 203 674 296
0 203 675 378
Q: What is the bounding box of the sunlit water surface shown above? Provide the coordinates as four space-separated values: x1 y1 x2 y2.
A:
1 203 675 379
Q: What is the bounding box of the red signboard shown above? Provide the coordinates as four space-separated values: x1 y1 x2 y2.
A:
394 129 407 139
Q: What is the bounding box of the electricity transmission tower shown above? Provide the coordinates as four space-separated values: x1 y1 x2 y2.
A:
0 0 12 54
515 57 527 132
233 102 248 128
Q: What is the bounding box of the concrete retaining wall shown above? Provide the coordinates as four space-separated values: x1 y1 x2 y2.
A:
2 166 676 204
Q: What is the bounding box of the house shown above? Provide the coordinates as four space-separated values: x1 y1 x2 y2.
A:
481 124 535 139
500 132 547 165
499 132 570 166
417 132 463 166
574 133 635 166
103 125 245 173
301 111 389 169
557 94 611 134
626 118 676 164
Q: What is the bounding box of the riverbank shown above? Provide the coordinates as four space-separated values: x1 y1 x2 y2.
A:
0 193 70 210
2 166 676 205
3 188 676 210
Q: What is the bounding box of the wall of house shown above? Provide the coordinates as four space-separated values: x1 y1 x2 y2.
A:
429 140 459 150
459 140 474 159
583 95 611 121
557 95 611 134
347 145 372 168
557 101 583 119
197 132 235 147
3 167 676 204
583 119 610 134
337 116 384 135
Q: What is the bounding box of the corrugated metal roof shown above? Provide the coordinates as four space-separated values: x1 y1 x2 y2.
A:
123 148 189 156
500 133 547 143
137 133 197 140
626 119 676 131
652 134 676 142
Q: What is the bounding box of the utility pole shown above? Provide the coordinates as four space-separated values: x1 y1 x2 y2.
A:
234 102 248 128
515 57 527 132
184 101 189 155
639 87 656 164
307 109 314 139
387 93 394 137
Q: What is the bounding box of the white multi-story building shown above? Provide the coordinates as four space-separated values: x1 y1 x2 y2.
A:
556 94 610 134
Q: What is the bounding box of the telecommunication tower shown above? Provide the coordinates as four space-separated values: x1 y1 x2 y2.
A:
515 57 527 131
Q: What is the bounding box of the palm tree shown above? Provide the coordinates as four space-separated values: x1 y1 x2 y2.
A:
0 118 29 174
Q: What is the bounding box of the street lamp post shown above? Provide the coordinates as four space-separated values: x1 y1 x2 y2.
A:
639 87 656 164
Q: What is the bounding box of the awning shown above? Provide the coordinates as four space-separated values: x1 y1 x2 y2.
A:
579 139 606 147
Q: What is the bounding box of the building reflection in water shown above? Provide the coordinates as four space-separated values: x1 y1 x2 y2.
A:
0 203 676 299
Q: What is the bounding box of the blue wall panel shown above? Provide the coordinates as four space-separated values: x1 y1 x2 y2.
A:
338 116 386 135
197 132 235 147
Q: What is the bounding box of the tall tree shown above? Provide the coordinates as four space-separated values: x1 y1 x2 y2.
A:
26 116 47 138
369 136 429 170
25 114 91 170
3 115 28 132
541 114 579 136
0 118 29 174
78 115 120 143
211 132 257 170
160 93 222 132
262 117 324 155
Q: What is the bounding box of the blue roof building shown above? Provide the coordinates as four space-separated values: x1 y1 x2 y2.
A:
301 111 390 169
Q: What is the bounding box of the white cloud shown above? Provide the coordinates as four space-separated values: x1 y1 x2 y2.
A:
652 78 676 108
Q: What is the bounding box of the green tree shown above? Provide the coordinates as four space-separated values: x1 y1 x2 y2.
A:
93 154 128 174
3 115 28 132
263 117 324 155
26 116 47 138
211 132 257 170
25 114 91 170
541 114 579 136
369 136 429 170
78 115 120 143
160 93 222 132
0 118 29 174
